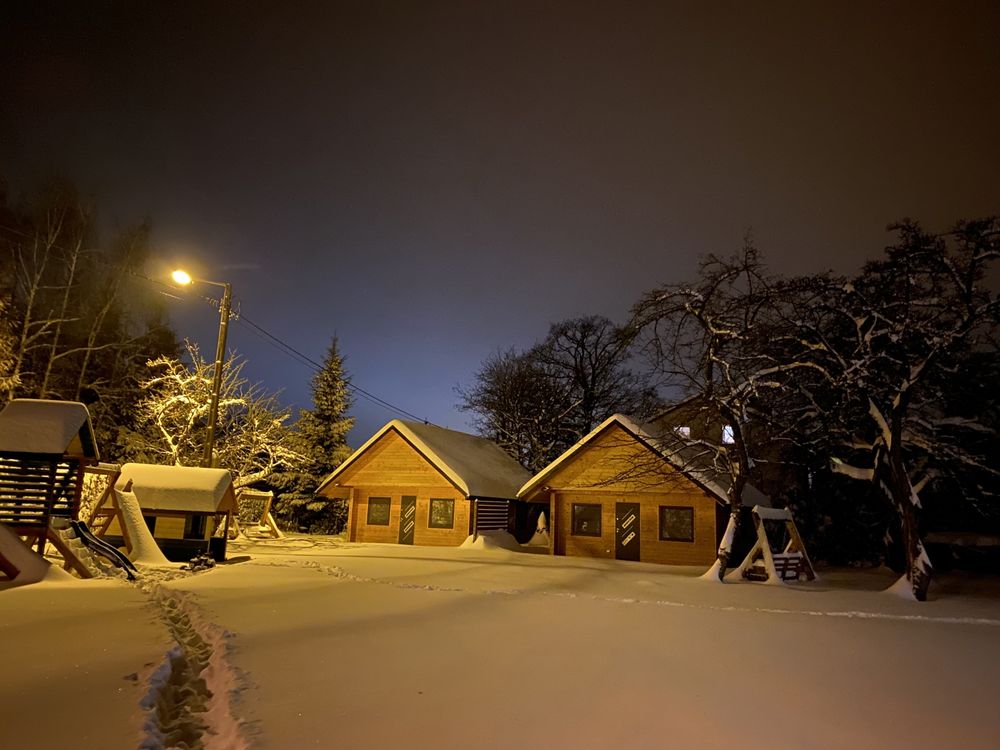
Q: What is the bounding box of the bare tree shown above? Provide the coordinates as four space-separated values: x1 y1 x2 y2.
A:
782 219 1000 600
630 240 800 579
458 316 656 470
458 347 572 472
133 341 305 488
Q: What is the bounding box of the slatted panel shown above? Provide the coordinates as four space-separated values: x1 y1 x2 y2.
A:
0 456 80 526
474 499 510 532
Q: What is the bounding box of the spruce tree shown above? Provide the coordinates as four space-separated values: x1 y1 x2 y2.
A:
273 338 355 532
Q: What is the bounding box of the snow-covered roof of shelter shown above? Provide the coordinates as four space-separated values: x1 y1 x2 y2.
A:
115 463 236 513
317 420 531 499
517 414 738 506
0 399 99 460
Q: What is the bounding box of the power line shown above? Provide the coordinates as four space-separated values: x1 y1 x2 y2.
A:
236 314 431 424
0 226 434 424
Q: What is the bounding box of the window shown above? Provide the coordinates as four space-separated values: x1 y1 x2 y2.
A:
367 497 391 525
572 503 602 537
722 425 735 444
428 498 455 529
184 514 207 540
659 506 694 542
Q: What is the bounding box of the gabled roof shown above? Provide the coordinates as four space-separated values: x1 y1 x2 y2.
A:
317 420 531 499
517 413 732 505
0 399 99 460
115 463 237 513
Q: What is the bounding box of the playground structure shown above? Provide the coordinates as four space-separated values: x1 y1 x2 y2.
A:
89 462 237 562
232 488 283 539
735 505 816 583
0 399 137 580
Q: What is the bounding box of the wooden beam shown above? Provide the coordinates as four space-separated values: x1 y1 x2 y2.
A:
346 488 356 541
548 490 556 556
46 528 93 579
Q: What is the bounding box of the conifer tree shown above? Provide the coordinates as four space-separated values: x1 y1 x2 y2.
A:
272 338 355 532
297 337 355 479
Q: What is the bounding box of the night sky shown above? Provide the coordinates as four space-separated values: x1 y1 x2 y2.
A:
2 1 999 443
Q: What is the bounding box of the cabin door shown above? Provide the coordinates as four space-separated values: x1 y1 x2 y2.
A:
398 495 416 545
615 502 640 561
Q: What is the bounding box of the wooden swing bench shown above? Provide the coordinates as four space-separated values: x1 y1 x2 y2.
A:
737 506 816 583
744 550 807 582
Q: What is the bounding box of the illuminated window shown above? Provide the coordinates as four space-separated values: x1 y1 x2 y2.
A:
367 497 391 525
428 498 455 529
723 425 735 444
572 503 602 537
659 506 694 542
675 425 691 438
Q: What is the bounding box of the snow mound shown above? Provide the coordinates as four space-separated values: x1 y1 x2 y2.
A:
885 573 919 600
525 529 550 547
0 522 73 585
459 531 522 551
523 511 550 547
116 489 172 566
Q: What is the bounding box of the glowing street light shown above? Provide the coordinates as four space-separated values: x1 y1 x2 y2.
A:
170 269 192 286
171 269 233 468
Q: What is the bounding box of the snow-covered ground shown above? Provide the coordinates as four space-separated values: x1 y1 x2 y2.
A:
2 536 1000 749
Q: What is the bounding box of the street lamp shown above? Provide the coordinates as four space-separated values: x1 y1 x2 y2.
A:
171 269 233 468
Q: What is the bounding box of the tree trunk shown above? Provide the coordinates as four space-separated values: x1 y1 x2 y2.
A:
881 448 932 601
714 505 741 580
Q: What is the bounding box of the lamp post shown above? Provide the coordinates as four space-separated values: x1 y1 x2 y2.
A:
171 270 233 468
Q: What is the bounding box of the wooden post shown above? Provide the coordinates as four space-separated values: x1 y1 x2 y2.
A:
472 498 479 541
46 528 93 579
548 490 556 556
346 488 356 541
71 461 85 520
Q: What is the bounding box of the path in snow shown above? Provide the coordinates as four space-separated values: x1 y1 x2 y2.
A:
134 572 248 750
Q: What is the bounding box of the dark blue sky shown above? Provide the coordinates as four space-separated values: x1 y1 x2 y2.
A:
2 1 999 443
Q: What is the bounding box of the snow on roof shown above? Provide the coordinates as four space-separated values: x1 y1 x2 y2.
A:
0 399 99 460
517 414 742 506
115 463 236 513
317 420 531 499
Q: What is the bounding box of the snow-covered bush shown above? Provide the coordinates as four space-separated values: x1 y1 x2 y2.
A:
272 495 348 535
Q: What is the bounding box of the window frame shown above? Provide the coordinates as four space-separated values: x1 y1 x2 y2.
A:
428 497 455 529
183 513 207 540
571 503 603 537
658 505 695 543
366 496 392 526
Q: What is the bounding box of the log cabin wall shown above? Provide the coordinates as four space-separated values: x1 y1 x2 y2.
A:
543 423 719 566
553 490 717 565
350 486 470 546
332 429 472 547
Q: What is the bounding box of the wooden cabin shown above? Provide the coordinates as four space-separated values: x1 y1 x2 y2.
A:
517 414 728 566
317 420 531 547
99 463 237 562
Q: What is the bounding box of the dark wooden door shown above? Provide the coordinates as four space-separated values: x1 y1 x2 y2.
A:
615 502 640 561
398 495 416 544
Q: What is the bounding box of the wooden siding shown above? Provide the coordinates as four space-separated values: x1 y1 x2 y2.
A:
554 490 717 565
351 487 469 546
543 423 719 566
333 429 458 490
539 423 697 496
105 511 210 541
